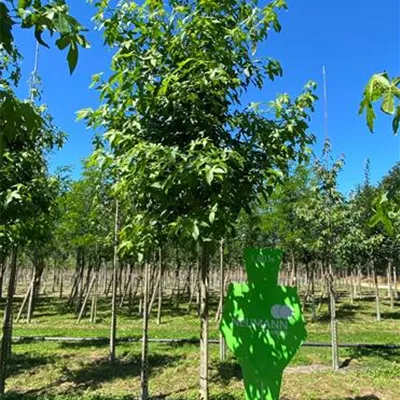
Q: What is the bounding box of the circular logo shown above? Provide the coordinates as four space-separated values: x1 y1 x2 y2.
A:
271 305 293 319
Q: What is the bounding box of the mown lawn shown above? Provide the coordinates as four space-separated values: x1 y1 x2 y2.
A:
2 288 400 400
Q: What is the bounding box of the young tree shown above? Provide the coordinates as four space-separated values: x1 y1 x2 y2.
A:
83 1 316 398
0 2 88 393
296 141 347 369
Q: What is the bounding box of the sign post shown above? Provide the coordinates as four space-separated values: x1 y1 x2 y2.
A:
220 248 307 400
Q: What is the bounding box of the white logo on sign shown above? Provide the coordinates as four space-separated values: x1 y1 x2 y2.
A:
271 305 293 320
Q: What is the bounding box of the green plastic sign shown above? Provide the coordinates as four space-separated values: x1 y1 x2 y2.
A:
220 248 307 400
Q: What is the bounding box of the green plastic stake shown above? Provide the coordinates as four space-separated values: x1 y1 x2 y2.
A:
220 248 307 400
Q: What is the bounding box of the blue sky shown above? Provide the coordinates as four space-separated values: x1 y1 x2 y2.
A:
14 0 400 194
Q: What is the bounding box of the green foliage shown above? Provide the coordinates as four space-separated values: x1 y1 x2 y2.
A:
293 141 347 265
54 160 114 262
259 163 315 261
0 0 89 162
84 0 316 258
368 163 400 239
0 0 89 75
0 94 65 251
359 72 400 134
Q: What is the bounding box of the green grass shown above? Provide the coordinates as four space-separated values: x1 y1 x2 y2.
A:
3 288 400 400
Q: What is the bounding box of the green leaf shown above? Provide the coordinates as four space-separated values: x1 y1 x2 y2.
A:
5 190 22 206
366 105 376 133
393 106 400 134
192 224 199 240
55 13 71 34
67 42 78 74
381 88 395 115
209 210 215 224
34 27 50 48
205 168 213 185
76 108 92 121
56 35 71 50
18 0 32 10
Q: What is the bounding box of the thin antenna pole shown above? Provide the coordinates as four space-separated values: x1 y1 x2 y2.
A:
398 8 400 160
29 41 40 102
322 66 329 142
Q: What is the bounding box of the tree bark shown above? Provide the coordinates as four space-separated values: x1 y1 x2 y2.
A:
349 268 354 305
199 243 209 400
119 264 132 308
59 272 64 299
0 248 18 395
393 262 398 299
0 260 6 302
157 248 163 325
372 260 381 322
218 239 226 361
110 201 119 362
16 277 34 323
328 272 339 371
310 264 316 322
27 260 44 323
357 264 362 299
388 259 394 310
148 265 161 315
90 273 98 323
52 263 56 293
140 262 150 400
77 273 97 323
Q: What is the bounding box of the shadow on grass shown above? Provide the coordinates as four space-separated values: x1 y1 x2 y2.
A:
213 359 242 383
347 346 400 363
343 396 380 400
171 395 237 400
380 311 400 320
317 302 359 323
57 335 145 349
3 392 134 400
336 303 360 320
57 352 184 393
7 352 57 378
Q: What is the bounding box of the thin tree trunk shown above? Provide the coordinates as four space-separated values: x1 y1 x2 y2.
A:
372 260 381 322
196 254 201 317
290 252 297 286
349 268 354 305
110 201 119 362
52 264 56 293
105 276 113 299
157 248 163 325
0 261 6 302
367 265 372 290
77 273 97 323
393 263 398 299
387 263 391 298
27 260 45 322
388 259 394 311
119 264 132 308
357 264 362 299
59 272 64 299
328 272 339 371
16 277 34 323
218 239 226 361
148 266 161 315
90 273 98 323
199 243 209 400
140 262 150 400
103 264 108 294
0 248 18 395
27 269 35 324
310 265 316 322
